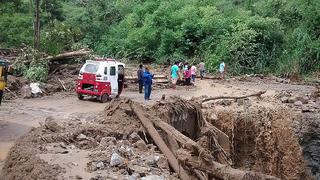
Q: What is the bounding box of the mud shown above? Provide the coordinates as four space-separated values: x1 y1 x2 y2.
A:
293 113 320 179
203 101 312 179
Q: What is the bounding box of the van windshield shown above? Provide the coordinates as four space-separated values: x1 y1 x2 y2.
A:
83 63 99 73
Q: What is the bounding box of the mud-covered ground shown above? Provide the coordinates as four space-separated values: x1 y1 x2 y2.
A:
1 77 319 179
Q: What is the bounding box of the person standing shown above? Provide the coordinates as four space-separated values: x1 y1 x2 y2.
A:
184 66 192 91
171 62 180 89
219 61 226 80
143 67 153 100
137 64 144 94
191 64 197 83
199 62 205 80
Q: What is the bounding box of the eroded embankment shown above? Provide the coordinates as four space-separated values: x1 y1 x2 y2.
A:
293 113 320 179
202 103 312 179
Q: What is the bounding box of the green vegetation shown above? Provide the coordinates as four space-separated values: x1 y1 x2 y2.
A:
1 0 319 76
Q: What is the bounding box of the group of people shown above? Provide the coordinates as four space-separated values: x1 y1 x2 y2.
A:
137 61 226 100
170 61 207 90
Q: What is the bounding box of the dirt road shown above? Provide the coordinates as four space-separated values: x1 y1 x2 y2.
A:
0 79 315 171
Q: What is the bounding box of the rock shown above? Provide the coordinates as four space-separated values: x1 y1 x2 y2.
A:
21 85 32 98
133 140 148 151
100 137 117 147
297 96 309 104
77 134 88 141
129 132 142 143
288 97 296 103
119 145 134 157
44 116 62 132
76 175 83 179
157 156 169 170
130 165 150 176
124 175 138 180
96 161 105 169
59 142 67 149
110 152 123 166
276 78 285 83
141 175 165 180
145 155 160 166
281 96 289 103
302 106 313 113
294 101 303 106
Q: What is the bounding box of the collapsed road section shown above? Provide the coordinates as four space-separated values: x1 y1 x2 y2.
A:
0 96 315 180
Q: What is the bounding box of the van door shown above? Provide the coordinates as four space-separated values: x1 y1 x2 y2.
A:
109 65 118 95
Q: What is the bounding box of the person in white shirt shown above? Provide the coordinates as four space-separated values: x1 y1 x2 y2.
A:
219 61 226 80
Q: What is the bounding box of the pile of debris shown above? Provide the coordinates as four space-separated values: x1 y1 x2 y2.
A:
277 90 320 113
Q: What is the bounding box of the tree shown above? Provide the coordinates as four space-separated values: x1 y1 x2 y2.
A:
34 0 40 50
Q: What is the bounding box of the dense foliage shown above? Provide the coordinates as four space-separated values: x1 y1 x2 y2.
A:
1 0 319 75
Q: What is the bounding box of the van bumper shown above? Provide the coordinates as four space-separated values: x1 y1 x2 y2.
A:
76 88 102 96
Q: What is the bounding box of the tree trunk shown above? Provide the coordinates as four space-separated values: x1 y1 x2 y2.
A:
34 0 40 50
202 91 266 103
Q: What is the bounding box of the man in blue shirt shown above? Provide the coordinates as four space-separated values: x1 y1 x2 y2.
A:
171 62 180 89
143 67 153 100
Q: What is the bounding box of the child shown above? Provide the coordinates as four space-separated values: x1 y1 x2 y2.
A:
184 66 192 90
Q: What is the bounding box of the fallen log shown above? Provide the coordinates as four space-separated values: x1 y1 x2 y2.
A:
202 91 266 103
196 75 220 80
45 49 91 61
153 118 216 163
177 149 279 180
130 102 192 180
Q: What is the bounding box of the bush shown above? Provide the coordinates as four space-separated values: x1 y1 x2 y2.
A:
24 66 48 82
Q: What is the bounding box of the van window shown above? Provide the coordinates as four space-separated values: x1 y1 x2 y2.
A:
84 63 99 73
110 66 116 76
104 67 108 75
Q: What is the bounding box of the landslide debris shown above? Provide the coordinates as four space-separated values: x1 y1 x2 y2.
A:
1 97 315 180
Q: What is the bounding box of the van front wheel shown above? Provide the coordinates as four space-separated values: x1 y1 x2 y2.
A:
100 94 109 103
78 94 84 100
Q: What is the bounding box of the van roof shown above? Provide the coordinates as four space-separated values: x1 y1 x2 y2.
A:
86 59 125 66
